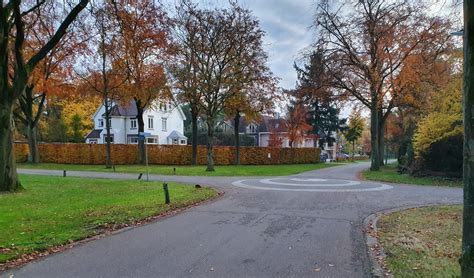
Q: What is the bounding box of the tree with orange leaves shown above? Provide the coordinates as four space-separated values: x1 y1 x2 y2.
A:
285 103 312 148
14 1 87 163
224 70 279 164
0 0 89 192
112 0 173 164
314 0 453 171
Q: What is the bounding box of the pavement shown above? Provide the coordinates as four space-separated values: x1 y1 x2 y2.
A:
6 162 462 278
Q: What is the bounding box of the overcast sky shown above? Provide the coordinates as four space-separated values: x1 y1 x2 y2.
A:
165 0 316 90
238 0 316 89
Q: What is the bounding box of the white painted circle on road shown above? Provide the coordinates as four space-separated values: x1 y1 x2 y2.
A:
260 178 360 187
231 179 393 192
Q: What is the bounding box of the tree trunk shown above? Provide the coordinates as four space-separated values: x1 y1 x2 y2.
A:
0 104 22 192
191 109 198 165
104 99 112 168
206 118 215 171
234 111 241 165
137 104 146 165
370 107 380 171
378 113 385 166
26 123 39 163
352 140 355 162
462 2 474 276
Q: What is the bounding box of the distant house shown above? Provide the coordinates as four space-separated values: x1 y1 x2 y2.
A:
218 115 316 148
85 100 187 145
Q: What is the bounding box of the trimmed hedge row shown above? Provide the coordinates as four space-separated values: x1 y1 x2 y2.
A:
14 143 320 165
336 155 370 162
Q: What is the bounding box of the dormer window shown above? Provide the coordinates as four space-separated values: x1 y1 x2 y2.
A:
98 119 104 127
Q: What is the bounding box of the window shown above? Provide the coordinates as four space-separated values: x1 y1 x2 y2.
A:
164 103 167 111
130 118 137 129
180 139 186 145
162 118 167 132
98 119 104 127
147 136 158 144
249 124 256 133
148 116 154 129
89 139 98 144
105 134 114 143
128 136 139 144
173 138 178 145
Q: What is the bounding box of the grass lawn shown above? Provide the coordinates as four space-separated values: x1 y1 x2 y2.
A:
361 163 462 187
0 175 218 266
17 162 340 176
378 206 462 277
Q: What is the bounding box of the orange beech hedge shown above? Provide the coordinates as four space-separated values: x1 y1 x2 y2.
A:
14 143 320 165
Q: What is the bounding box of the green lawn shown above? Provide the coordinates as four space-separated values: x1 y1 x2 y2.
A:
17 162 340 176
0 175 218 265
378 206 462 277
361 163 462 187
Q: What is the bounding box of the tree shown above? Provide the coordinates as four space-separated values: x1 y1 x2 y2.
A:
173 2 270 171
70 113 83 143
285 103 312 148
75 4 124 168
0 0 89 192
314 0 452 170
14 1 86 163
225 73 278 164
112 0 173 164
173 1 203 165
294 48 345 149
345 110 364 161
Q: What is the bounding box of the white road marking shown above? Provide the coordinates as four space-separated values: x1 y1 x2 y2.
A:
291 178 327 182
231 179 393 192
260 178 360 187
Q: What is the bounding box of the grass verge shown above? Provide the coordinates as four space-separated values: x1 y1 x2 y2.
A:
0 175 218 268
361 163 462 187
377 205 462 277
18 163 340 176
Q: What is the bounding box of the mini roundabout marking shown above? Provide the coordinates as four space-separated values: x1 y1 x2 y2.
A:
231 178 392 192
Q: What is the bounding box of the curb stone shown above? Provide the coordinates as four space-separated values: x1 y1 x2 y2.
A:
364 202 462 278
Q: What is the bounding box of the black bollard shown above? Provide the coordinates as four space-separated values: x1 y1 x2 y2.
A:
113 165 116 172
163 183 170 204
138 173 143 180
173 167 176 175
63 170 66 177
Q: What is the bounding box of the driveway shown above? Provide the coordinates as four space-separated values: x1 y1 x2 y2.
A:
8 162 462 277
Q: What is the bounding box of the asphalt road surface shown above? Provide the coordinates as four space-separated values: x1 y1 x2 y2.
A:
8 162 462 278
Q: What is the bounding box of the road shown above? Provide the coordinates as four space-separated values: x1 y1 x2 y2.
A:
7 162 462 277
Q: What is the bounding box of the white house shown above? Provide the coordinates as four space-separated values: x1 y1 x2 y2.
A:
85 100 187 145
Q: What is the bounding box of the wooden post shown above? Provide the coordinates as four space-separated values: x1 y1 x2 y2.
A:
163 183 170 204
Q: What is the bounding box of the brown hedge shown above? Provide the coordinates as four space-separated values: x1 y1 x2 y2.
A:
14 143 320 165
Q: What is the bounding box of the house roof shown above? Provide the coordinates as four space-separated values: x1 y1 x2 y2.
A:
262 117 287 132
86 129 102 139
224 115 288 133
167 130 187 139
95 98 187 121
103 100 138 117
